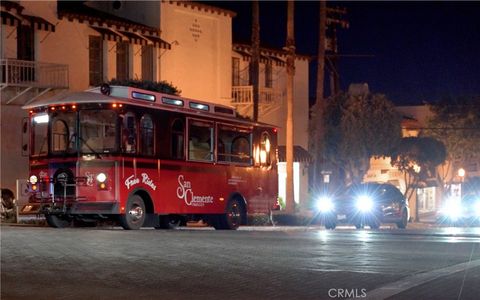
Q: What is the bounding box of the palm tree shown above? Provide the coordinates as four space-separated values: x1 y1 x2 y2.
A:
285 0 295 213
251 0 260 121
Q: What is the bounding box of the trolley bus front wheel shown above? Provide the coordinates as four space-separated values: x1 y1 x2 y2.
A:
212 199 245 230
119 195 146 230
45 214 71 228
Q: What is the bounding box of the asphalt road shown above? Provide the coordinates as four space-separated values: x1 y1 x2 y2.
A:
1 225 479 300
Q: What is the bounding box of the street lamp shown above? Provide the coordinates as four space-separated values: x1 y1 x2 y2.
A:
413 164 421 174
458 168 466 182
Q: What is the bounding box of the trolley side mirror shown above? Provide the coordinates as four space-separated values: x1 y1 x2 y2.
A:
21 117 29 157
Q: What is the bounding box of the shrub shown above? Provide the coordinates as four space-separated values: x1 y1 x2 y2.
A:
272 213 312 226
247 214 272 226
107 79 181 95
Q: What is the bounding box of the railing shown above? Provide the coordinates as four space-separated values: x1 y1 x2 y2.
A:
0 59 69 89
232 86 253 104
232 85 283 105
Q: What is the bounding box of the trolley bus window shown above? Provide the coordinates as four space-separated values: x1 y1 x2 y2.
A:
140 114 154 156
188 120 213 162
217 125 252 165
121 112 137 154
32 114 49 156
171 119 185 159
51 112 76 154
231 136 252 164
80 110 118 153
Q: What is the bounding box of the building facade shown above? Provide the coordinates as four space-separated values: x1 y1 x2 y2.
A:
365 105 480 221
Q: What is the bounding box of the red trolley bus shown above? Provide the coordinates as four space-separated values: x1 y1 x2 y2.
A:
22 84 278 230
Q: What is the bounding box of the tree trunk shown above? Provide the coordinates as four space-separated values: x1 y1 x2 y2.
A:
251 0 260 122
285 0 295 213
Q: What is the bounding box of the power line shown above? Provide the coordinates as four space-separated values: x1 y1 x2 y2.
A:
408 127 480 130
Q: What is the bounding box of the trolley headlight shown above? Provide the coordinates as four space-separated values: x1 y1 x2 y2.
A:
316 196 334 213
33 113 49 124
96 173 107 183
356 195 373 212
29 175 38 184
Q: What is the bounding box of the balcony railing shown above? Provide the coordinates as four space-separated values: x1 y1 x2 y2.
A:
0 59 69 89
232 85 282 105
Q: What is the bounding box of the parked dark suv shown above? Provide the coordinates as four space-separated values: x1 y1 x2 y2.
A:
316 183 410 229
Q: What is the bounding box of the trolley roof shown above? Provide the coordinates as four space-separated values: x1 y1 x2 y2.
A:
23 85 277 128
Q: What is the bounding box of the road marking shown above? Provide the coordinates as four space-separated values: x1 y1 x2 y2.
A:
355 258 480 300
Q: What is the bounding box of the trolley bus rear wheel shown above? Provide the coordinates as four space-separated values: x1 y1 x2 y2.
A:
213 199 244 230
119 195 146 230
45 214 71 228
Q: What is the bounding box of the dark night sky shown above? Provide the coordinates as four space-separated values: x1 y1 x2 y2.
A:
204 1 480 106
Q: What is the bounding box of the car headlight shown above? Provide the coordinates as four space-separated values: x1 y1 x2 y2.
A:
475 201 480 217
441 199 462 220
356 195 373 212
316 196 334 213
29 175 38 184
96 173 107 183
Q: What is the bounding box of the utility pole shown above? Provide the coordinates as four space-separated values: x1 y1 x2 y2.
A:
251 0 260 122
325 6 348 96
312 1 327 186
285 0 295 213
311 4 348 188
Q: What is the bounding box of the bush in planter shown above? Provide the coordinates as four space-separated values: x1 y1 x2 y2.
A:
277 197 286 210
247 214 272 226
107 79 181 95
273 213 311 226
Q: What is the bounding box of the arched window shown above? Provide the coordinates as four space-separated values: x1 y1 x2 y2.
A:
231 136 251 164
140 114 154 155
171 119 184 159
52 119 68 152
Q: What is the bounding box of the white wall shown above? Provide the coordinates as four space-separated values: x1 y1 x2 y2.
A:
293 59 309 149
87 1 161 29
160 2 232 105
251 57 310 149
0 106 29 193
1 23 17 59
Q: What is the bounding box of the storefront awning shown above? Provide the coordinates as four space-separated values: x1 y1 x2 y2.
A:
269 55 285 66
23 14 55 32
118 30 148 45
277 145 312 164
1 11 20 27
90 26 122 42
141 34 171 50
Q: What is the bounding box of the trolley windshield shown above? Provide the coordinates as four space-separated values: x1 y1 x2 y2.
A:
31 109 119 156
